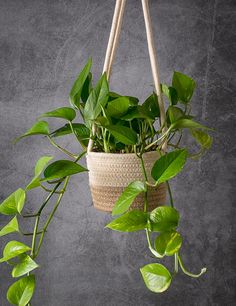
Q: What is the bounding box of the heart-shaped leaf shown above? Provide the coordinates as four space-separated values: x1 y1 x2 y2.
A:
172 71 195 104
0 217 19 237
42 160 87 181
69 58 92 109
0 241 31 263
122 105 154 121
95 116 110 127
81 72 92 103
149 206 179 232
140 263 172 293
142 92 160 119
106 125 138 145
106 97 130 118
39 107 76 121
108 91 121 101
16 121 49 142
12 254 39 278
191 129 212 150
190 129 213 159
26 156 53 190
112 181 146 216
0 188 26 215
155 231 182 256
151 149 187 184
166 106 185 124
170 118 211 131
51 123 89 138
126 96 139 105
106 210 148 232
161 84 178 105
84 73 109 126
7 275 35 306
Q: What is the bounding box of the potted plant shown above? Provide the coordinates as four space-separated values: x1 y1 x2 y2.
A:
0 59 212 304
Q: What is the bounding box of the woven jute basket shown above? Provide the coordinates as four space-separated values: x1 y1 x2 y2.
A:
86 151 166 212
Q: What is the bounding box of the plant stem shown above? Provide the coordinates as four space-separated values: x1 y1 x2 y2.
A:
47 136 78 159
75 150 87 162
37 182 62 215
145 128 170 151
40 184 64 194
68 121 85 147
34 177 70 258
140 155 148 212
167 143 181 149
166 181 174 208
29 181 63 259
176 131 183 147
30 151 84 260
22 230 44 236
31 216 39 257
174 253 178 274
139 153 162 258
178 254 207 278
23 213 39 218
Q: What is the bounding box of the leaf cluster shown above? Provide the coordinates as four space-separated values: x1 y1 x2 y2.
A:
0 58 213 303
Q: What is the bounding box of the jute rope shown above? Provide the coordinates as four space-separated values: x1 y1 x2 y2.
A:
103 0 127 80
87 0 166 152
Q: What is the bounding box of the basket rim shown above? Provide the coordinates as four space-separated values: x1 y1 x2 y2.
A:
86 150 160 158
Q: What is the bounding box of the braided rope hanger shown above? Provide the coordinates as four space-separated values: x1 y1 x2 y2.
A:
87 0 166 153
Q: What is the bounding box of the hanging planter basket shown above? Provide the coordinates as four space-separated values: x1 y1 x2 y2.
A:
87 151 166 212
86 0 167 212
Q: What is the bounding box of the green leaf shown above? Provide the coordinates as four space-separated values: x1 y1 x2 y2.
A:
0 217 19 237
108 92 139 104
170 118 211 131
122 105 154 121
50 123 90 147
126 96 139 105
112 181 146 216
95 116 110 127
172 71 196 104
7 275 35 306
191 129 212 150
149 206 179 232
83 73 109 127
0 241 31 263
155 231 182 256
69 58 92 109
51 123 89 138
106 125 138 145
161 84 178 105
0 188 26 215
39 107 76 121
140 263 172 293
189 129 213 159
106 210 148 232
106 97 130 118
41 160 87 181
26 156 53 190
12 254 39 278
16 121 49 142
151 149 187 184
166 106 185 124
81 72 92 103
142 92 160 119
108 91 121 101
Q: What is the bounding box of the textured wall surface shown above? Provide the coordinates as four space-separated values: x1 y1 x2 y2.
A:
0 0 235 305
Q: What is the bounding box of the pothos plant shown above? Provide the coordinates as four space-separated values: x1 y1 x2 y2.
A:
0 58 212 304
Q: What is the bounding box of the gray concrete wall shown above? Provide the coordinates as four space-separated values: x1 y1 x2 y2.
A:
0 0 235 305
